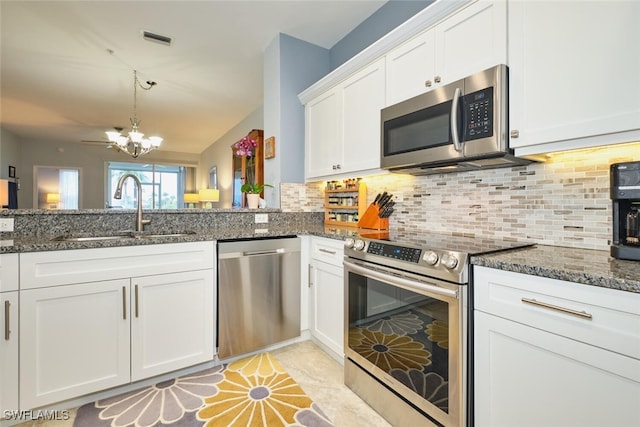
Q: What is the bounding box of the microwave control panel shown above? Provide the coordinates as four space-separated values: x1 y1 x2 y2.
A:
463 87 494 141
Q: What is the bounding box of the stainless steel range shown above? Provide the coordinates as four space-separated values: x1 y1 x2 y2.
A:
343 230 531 427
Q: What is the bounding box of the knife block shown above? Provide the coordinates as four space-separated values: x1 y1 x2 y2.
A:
358 203 389 230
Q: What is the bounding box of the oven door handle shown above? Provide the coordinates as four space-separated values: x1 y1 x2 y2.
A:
343 260 459 299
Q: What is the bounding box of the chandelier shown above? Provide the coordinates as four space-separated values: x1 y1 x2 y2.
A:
106 70 162 158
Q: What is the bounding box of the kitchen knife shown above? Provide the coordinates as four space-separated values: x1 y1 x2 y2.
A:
376 192 388 206
372 193 382 205
378 193 393 209
379 206 394 218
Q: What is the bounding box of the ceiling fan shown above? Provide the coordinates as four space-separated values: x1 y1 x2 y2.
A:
80 127 123 147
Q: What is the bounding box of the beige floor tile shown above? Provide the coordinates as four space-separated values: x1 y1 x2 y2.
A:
13 340 391 427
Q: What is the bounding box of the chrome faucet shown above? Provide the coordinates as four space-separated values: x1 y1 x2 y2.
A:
113 173 151 231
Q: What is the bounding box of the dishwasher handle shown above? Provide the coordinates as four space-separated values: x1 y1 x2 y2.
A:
243 248 285 256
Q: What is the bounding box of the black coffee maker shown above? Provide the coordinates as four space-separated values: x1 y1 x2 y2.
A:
611 161 640 261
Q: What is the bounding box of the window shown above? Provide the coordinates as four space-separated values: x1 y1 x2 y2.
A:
106 162 196 209
34 166 81 209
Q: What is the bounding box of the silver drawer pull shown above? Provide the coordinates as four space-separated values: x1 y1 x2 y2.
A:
318 248 337 255
521 297 592 320
4 300 10 340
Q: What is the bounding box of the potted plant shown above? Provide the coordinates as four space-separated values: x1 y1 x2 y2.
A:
241 182 273 208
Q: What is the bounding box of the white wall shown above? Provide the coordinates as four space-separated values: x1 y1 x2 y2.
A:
16 137 199 209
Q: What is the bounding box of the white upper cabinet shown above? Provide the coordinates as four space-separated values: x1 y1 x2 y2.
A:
341 58 386 174
386 0 507 105
385 29 436 106
306 58 386 181
305 88 342 179
508 1 640 156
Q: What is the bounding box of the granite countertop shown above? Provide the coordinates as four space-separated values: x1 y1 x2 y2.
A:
472 245 640 294
0 223 350 253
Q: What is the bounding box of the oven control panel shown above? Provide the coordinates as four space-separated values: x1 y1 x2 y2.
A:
366 241 422 263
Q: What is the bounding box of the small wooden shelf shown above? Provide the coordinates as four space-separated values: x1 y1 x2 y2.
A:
324 182 366 227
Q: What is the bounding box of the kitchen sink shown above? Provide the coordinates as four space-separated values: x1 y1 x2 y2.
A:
138 232 197 239
52 231 197 242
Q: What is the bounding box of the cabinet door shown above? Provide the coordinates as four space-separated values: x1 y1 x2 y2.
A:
20 280 130 409
309 260 344 358
305 88 342 180
0 291 18 414
341 58 386 174
131 270 214 381
435 0 507 84
385 29 436 106
508 1 640 151
474 311 640 427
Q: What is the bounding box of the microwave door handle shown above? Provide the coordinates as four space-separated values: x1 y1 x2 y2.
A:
450 87 463 152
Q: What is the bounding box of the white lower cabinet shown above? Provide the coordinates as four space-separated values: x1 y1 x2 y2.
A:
18 242 216 410
20 280 131 409
474 266 640 427
131 270 214 381
308 237 344 358
1 291 19 416
1 254 19 418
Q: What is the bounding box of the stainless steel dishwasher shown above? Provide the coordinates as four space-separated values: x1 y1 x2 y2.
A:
217 236 300 359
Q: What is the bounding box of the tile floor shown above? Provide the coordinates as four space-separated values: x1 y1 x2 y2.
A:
15 340 391 427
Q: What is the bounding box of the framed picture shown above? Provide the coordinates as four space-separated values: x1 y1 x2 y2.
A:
265 136 275 159
8 166 15 178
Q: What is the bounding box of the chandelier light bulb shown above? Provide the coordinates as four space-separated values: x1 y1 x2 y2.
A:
149 136 163 147
128 131 144 142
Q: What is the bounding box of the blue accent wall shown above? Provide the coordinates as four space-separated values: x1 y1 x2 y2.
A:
330 0 433 70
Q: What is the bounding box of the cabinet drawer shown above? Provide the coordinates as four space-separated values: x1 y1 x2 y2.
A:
310 237 344 266
0 253 18 292
474 266 640 360
20 241 215 289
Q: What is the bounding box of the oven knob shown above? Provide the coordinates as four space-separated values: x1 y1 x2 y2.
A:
423 250 439 265
441 253 459 269
353 239 366 251
344 237 355 249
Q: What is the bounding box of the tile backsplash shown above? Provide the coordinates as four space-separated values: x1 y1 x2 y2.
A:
282 143 639 251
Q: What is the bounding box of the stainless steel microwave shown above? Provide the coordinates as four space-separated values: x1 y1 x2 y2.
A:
381 64 531 175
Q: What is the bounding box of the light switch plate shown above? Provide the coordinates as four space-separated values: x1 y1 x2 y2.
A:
0 218 14 232
255 213 269 224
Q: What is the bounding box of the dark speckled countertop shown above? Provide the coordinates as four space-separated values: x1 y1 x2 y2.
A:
0 223 349 253
471 245 640 294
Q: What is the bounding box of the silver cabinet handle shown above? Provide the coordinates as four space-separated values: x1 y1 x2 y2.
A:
450 87 463 152
4 300 10 340
135 285 139 318
510 130 520 138
243 249 285 256
434 75 442 83
122 286 127 320
425 80 432 87
308 264 313 287
318 248 337 255
521 297 592 320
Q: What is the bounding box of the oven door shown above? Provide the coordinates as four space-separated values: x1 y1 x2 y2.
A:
344 259 466 427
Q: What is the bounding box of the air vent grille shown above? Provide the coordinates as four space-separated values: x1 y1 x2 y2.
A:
142 30 172 46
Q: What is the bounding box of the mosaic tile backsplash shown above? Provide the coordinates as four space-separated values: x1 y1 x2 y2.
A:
281 144 639 251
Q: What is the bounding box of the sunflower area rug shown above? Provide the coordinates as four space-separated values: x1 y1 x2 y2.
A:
73 353 335 427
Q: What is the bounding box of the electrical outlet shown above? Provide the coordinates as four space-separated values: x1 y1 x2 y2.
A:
255 213 269 224
298 188 306 200
393 192 404 203
0 218 14 232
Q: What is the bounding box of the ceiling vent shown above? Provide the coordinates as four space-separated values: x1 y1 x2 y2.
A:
142 30 172 46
